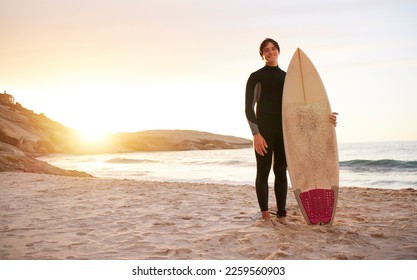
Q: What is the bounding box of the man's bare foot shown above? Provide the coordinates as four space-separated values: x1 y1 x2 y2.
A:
261 211 271 220
261 211 276 227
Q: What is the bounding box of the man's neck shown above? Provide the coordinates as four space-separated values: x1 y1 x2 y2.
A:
265 63 278 67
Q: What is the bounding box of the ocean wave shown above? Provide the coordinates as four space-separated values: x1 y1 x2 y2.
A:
105 158 157 164
339 159 417 172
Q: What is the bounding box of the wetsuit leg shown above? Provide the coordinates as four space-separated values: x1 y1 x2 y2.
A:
255 130 288 215
255 140 273 212
272 135 288 217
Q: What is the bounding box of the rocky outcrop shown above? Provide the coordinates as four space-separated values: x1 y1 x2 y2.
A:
107 130 252 153
0 103 74 155
0 142 91 177
1 102 252 155
0 103 91 177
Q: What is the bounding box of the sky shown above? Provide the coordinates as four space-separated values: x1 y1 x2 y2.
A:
1 0 417 143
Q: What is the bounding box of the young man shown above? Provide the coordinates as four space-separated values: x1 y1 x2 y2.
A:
245 38 337 226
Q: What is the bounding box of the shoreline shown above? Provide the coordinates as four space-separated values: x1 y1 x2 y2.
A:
1 172 416 260
37 145 417 190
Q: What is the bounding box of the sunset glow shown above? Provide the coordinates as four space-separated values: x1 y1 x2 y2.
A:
78 129 109 144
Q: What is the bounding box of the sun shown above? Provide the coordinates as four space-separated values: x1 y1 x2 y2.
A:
78 129 109 143
68 128 113 153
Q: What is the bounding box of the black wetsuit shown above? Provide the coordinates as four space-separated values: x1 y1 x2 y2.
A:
245 65 288 217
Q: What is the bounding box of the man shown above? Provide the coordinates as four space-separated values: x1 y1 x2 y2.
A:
245 38 337 226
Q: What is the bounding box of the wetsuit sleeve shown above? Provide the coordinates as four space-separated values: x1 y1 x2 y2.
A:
245 73 261 135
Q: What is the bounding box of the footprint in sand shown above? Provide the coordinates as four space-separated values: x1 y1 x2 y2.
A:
155 248 193 257
252 219 276 228
370 232 386 239
152 221 175 227
265 249 290 259
180 216 192 220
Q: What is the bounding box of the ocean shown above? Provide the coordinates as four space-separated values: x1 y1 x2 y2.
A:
40 141 417 190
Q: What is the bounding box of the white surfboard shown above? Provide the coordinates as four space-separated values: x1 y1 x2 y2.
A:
282 48 339 225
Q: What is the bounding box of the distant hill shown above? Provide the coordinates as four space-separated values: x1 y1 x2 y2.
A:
0 95 251 176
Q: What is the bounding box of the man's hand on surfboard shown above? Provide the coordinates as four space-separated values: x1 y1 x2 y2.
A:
254 133 268 156
330 112 338 127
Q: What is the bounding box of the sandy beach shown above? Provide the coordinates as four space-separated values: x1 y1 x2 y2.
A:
0 172 416 260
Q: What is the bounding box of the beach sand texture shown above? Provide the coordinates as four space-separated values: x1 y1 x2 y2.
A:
1 172 416 260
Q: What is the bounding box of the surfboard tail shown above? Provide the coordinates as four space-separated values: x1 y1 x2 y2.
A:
294 186 339 225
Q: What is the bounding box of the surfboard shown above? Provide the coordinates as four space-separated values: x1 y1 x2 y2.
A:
282 48 339 225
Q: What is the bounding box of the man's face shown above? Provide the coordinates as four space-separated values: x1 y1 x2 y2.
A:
262 42 279 66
